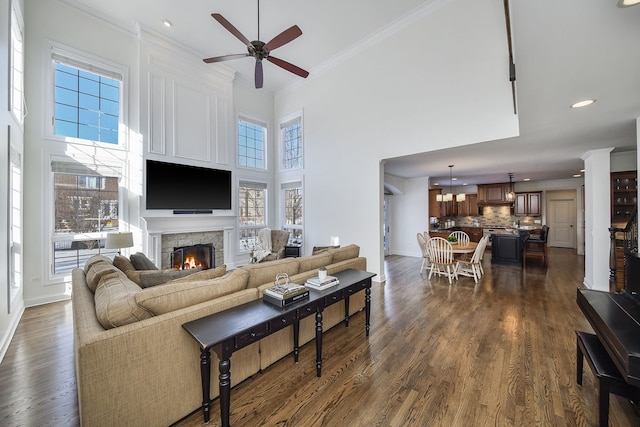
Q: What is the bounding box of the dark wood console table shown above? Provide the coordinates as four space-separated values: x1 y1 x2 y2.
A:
182 268 375 427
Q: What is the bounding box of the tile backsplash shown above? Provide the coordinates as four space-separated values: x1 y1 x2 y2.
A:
443 206 539 228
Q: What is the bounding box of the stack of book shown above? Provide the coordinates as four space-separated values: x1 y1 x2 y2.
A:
263 282 309 307
305 275 340 290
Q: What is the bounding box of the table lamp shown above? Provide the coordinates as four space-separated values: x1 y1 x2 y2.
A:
105 232 134 255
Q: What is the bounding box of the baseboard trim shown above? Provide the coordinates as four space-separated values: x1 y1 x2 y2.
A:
0 301 26 365
24 294 71 308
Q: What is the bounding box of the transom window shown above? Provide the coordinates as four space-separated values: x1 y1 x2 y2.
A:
10 0 25 125
238 118 266 169
54 63 120 144
238 180 267 251
281 116 303 170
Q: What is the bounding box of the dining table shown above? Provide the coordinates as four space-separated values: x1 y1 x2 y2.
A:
450 241 478 255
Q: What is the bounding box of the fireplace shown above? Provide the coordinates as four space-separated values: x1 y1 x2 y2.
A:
171 243 215 270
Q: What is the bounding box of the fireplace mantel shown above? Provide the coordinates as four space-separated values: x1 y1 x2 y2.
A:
142 216 234 269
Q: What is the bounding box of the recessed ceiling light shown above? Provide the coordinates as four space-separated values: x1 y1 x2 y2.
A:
618 0 640 7
452 177 458 181
523 178 530 181
580 169 585 172
163 20 172 28
462 183 468 186
571 99 595 108
573 174 582 178
434 183 440 186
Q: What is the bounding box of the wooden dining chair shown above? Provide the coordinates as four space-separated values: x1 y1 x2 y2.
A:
448 231 470 245
523 225 549 267
426 237 457 284
417 232 430 274
455 235 489 283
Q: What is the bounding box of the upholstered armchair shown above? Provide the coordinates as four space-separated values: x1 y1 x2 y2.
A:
260 230 291 262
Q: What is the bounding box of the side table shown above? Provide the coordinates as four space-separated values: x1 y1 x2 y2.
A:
284 245 301 258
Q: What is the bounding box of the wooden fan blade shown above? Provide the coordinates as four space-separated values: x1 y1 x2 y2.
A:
264 25 302 52
211 13 252 48
255 61 264 89
267 56 309 78
203 53 249 64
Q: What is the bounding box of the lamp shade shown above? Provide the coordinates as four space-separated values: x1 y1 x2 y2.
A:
105 232 134 250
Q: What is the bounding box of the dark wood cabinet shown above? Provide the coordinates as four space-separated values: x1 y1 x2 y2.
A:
457 194 478 217
477 183 511 205
611 171 637 226
514 192 542 216
284 245 301 258
428 189 446 218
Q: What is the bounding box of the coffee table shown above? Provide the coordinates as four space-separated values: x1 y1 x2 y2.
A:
182 268 375 427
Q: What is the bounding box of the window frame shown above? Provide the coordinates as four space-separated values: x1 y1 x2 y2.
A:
49 158 123 278
281 179 304 246
45 43 128 150
237 179 269 254
9 0 25 127
280 111 303 171
237 114 268 171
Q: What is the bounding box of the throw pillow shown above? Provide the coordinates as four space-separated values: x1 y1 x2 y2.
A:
328 244 360 263
312 245 339 255
94 271 152 329
86 261 120 293
242 258 300 289
83 254 112 274
135 268 250 315
166 264 227 284
113 254 136 273
125 267 202 288
129 252 158 270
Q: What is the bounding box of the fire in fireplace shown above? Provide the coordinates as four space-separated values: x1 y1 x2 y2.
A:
171 243 215 270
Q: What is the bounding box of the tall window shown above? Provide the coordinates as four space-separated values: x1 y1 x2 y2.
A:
281 116 303 170
238 180 267 251
51 162 121 275
51 48 123 145
282 181 303 245
10 0 25 125
9 145 22 309
238 118 266 169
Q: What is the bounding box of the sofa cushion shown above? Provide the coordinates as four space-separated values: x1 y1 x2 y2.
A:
135 268 250 315
328 244 360 263
298 253 333 272
83 254 112 274
166 264 227 284
312 245 339 255
243 258 300 288
129 252 158 270
94 272 152 329
86 260 121 293
113 254 136 273
126 267 202 288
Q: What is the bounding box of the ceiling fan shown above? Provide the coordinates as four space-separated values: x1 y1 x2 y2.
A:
203 0 309 89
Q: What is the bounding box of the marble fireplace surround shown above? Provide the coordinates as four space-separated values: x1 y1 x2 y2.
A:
142 216 233 270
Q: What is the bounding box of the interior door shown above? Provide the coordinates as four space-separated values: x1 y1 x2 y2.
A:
548 195 576 248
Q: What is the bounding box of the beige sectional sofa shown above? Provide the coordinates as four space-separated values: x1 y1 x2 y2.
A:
72 244 367 426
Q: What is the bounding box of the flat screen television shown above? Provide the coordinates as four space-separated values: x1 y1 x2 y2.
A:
145 159 232 211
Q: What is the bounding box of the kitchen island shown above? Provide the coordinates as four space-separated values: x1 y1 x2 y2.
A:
491 231 529 265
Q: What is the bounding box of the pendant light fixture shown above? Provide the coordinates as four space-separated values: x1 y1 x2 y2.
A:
506 173 515 201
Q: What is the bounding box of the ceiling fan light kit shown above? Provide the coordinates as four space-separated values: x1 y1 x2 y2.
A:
203 0 309 89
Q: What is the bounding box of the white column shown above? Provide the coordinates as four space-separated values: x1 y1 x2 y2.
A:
581 148 613 291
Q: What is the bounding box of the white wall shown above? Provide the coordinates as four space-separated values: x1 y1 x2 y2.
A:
275 0 519 280
388 177 429 257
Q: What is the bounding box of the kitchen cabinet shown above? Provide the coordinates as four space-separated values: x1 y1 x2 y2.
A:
428 189 446 217
477 183 511 205
514 192 542 216
611 171 637 226
457 194 478 217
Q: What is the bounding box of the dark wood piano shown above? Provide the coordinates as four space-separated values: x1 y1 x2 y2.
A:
576 253 640 388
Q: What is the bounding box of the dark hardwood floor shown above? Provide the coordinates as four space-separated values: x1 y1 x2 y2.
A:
1 248 639 426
